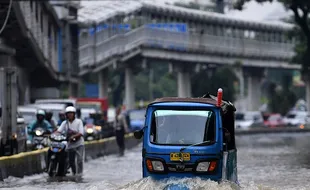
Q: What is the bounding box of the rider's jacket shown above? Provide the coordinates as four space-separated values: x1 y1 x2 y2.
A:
28 120 53 140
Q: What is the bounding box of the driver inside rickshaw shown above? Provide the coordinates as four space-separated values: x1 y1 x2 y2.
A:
150 110 215 145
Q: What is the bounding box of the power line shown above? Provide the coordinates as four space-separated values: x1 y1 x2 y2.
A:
0 0 13 36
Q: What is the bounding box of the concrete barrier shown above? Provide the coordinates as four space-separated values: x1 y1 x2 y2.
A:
235 127 310 135
0 133 141 181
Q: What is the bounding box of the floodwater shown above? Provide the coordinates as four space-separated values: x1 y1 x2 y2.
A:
1 133 310 190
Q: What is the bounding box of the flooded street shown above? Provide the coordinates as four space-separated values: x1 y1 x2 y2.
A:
237 133 310 190
1 133 310 190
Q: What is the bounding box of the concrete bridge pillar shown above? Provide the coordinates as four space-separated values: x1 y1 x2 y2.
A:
233 67 246 111
98 68 109 98
68 83 78 98
176 65 191 98
244 68 265 111
125 66 135 110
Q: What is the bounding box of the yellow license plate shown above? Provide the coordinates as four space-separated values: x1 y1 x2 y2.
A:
170 152 190 161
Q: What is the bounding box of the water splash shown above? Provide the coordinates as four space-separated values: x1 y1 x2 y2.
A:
115 177 275 190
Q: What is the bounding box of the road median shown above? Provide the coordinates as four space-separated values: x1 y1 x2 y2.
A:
235 127 310 135
0 133 141 181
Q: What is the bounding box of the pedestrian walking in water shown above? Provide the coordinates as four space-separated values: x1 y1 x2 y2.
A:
114 106 129 156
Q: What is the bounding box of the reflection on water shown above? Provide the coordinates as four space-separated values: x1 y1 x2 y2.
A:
1 133 310 190
237 133 310 190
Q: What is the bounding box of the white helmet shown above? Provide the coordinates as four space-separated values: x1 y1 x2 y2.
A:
36 109 45 116
65 106 76 113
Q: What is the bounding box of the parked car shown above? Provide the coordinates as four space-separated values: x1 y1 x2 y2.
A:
264 113 285 128
283 111 310 127
235 111 264 130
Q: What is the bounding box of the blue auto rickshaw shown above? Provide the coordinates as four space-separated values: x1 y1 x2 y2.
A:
134 89 238 186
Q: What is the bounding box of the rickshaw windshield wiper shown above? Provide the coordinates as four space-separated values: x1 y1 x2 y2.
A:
179 140 214 152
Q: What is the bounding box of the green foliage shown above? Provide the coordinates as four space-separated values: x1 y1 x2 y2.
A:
267 81 297 115
133 64 177 102
153 73 177 97
135 71 150 101
191 66 238 102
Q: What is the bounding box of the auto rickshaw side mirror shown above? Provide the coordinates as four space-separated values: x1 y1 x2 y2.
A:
134 129 143 139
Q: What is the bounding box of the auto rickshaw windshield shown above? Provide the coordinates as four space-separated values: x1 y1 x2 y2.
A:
150 109 216 145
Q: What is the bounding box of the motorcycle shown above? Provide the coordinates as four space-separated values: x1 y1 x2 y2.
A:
32 127 50 150
47 133 68 177
84 124 101 141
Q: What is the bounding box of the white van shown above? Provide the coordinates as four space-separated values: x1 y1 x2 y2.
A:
35 99 76 107
18 105 38 125
34 103 66 124
235 111 264 130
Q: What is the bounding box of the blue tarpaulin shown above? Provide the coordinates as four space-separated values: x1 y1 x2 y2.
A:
79 23 187 36
146 23 187 33
81 24 131 36
85 84 99 97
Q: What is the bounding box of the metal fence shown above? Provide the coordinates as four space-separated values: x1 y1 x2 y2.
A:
79 25 295 67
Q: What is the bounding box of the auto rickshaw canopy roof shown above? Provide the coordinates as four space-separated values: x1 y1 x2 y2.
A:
149 95 236 114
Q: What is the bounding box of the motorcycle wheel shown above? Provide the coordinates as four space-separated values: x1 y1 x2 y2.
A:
48 160 59 177
57 154 67 176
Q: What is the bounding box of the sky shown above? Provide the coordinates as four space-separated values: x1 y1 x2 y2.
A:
156 0 291 22
225 1 291 22
80 0 292 23
153 0 291 22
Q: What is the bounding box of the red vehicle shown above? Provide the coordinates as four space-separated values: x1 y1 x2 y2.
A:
75 98 109 121
263 113 285 128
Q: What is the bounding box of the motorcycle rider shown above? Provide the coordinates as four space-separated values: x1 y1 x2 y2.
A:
56 106 85 176
45 110 57 131
28 109 53 143
58 111 66 126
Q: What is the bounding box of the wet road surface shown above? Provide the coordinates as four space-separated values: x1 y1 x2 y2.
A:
1 132 310 190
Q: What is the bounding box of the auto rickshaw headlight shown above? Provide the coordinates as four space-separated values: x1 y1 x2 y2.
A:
196 162 210 172
146 159 164 172
196 161 217 172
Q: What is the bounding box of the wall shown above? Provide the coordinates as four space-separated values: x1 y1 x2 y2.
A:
0 133 141 181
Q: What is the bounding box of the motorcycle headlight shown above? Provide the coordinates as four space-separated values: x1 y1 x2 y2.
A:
95 126 102 131
87 128 94 133
35 130 43 136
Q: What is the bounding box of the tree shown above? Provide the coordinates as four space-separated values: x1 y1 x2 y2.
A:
235 0 310 76
191 66 238 102
267 81 296 115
